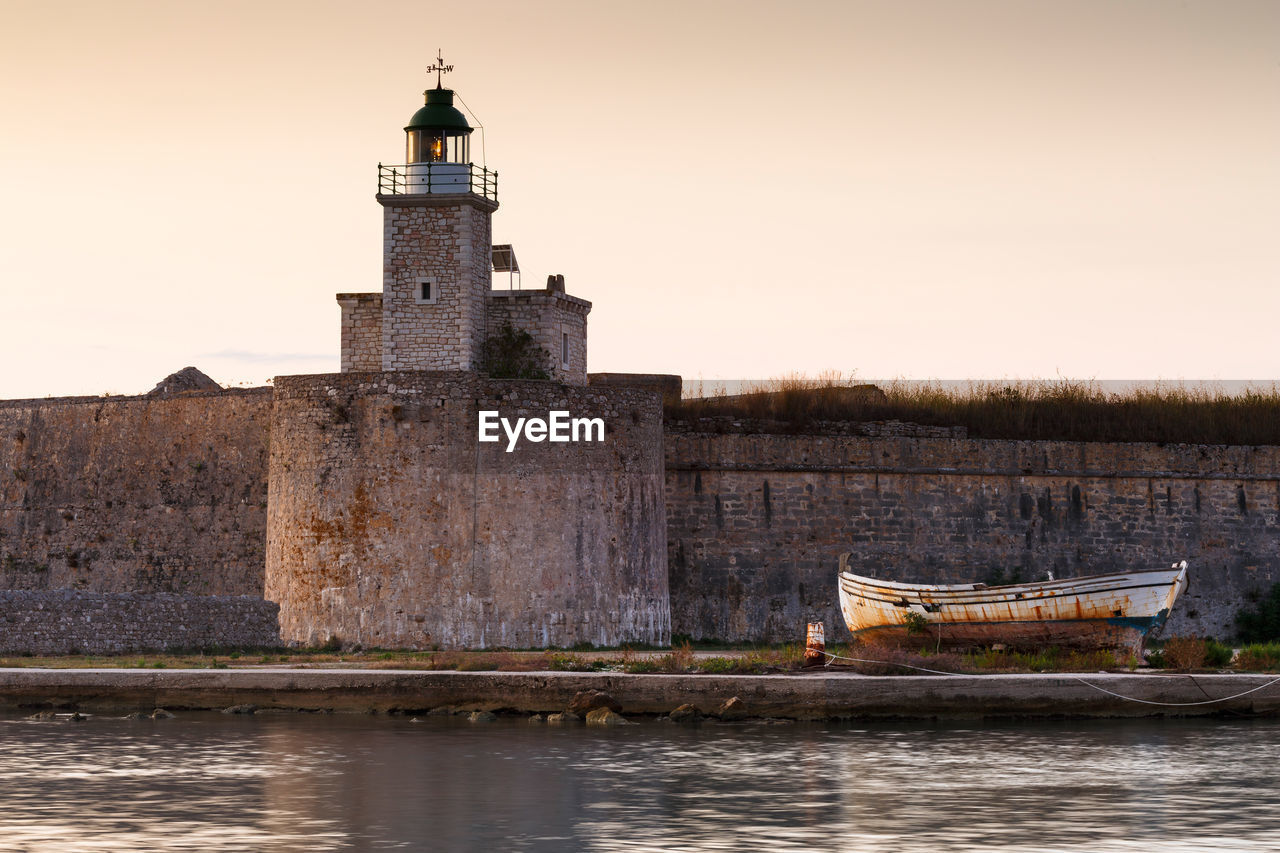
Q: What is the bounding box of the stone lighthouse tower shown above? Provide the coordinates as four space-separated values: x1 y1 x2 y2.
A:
338 57 592 382
337 56 500 374
376 59 498 372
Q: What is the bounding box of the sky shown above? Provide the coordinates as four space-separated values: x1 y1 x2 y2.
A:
2 0 1278 398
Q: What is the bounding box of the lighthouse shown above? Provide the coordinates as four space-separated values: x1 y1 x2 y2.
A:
402 86 476 195
270 59 669 651
337 57 591 383
371 54 499 373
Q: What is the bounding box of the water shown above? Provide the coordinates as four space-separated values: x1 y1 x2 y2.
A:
1 712 1278 852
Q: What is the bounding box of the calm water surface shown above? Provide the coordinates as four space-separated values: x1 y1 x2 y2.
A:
0 712 1277 851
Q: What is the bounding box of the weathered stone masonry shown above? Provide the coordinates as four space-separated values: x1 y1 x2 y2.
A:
0 389 271 597
666 432 1280 643
487 288 590 385
0 590 279 655
5 384 1279 650
379 196 496 371
265 372 669 649
337 293 383 371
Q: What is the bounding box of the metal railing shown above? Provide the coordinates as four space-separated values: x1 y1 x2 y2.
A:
377 163 498 201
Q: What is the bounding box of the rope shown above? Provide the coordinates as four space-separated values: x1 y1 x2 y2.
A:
822 650 964 677
1062 673 1280 707
821 650 1280 707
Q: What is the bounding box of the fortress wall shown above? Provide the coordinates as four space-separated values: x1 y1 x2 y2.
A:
666 432 1280 643
0 590 279 654
588 374 683 407
266 372 669 649
0 389 272 596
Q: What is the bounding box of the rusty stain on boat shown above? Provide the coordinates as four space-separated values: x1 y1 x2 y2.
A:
837 554 1189 653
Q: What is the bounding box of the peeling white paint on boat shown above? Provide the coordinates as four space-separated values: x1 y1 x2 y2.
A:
838 555 1188 652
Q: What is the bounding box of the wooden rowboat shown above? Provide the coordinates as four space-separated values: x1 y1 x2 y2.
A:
837 555 1188 653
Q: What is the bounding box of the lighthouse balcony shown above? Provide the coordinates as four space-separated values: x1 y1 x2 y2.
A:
378 162 497 200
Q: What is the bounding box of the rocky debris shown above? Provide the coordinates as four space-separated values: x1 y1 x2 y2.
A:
123 711 150 720
567 690 621 716
668 703 701 723
26 710 91 721
151 708 175 719
585 707 633 727
546 711 579 724
528 713 545 723
715 697 747 721
148 366 223 396
221 704 257 715
467 710 497 723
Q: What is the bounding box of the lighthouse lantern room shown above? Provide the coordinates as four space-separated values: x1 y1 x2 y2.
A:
406 90 471 165
377 51 495 199
404 87 472 194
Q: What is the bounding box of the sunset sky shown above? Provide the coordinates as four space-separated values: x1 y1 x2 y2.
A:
2 0 1278 398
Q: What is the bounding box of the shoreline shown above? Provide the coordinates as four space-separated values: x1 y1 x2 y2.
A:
1 668 1278 720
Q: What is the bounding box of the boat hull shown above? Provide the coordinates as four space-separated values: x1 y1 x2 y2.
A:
838 562 1188 653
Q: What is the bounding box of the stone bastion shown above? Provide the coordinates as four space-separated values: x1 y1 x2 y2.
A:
265 371 670 650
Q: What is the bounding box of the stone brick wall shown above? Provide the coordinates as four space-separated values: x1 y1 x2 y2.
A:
337 293 383 371
266 371 669 649
487 289 590 385
0 590 280 654
13 373 1277 654
666 432 1280 643
380 196 496 372
590 374 683 407
0 389 271 596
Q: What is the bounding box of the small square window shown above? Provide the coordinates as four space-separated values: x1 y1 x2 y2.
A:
414 277 438 305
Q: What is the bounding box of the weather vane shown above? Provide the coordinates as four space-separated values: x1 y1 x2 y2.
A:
426 49 454 89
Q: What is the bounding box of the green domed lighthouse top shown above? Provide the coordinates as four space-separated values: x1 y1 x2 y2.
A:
406 88 471 133
379 51 496 200
406 51 471 132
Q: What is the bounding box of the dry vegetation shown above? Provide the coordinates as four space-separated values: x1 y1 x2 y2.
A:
829 641 1134 675
669 374 1280 445
1233 643 1280 671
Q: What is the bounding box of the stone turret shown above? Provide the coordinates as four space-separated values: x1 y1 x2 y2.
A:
375 80 497 372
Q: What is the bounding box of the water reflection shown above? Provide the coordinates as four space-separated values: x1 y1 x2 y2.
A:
0 713 1278 851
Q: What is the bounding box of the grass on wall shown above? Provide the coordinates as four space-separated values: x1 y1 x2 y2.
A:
668 373 1280 445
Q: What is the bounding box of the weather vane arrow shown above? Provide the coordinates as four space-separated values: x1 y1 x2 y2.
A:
426 49 454 89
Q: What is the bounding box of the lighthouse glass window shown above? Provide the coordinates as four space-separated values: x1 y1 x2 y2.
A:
407 131 469 164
